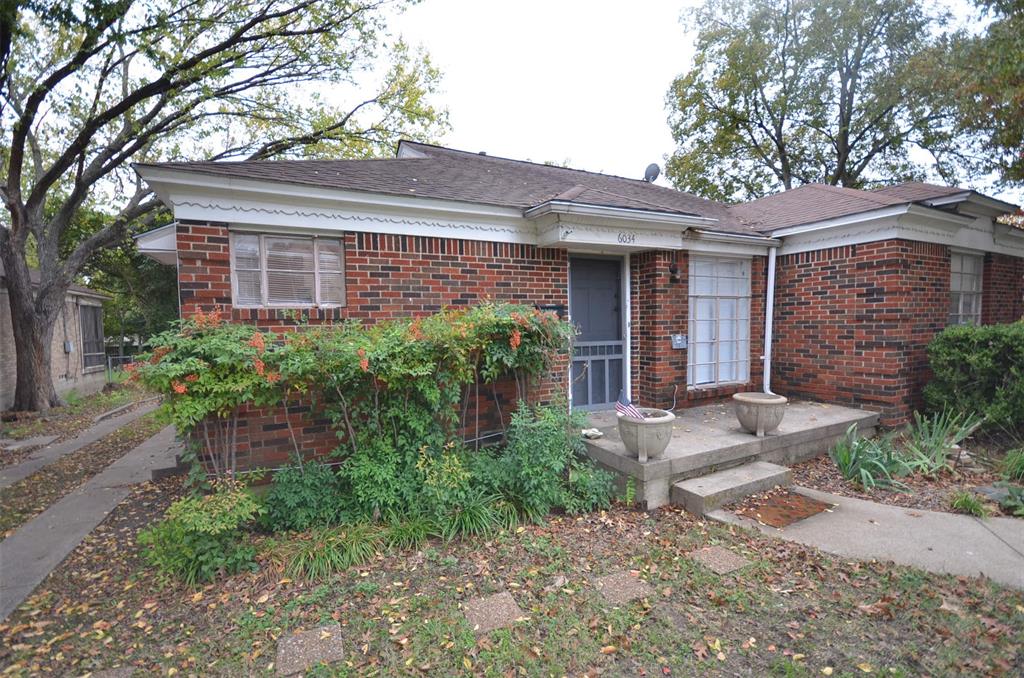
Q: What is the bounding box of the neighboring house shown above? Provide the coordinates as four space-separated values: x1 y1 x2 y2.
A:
0 263 108 411
133 142 1024 469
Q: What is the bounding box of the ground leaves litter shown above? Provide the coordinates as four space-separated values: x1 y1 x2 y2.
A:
0 411 165 538
0 480 1022 676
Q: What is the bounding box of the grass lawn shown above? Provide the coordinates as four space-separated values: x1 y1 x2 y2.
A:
1 476 1021 677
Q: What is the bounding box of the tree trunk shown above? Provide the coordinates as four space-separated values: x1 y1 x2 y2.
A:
9 296 62 412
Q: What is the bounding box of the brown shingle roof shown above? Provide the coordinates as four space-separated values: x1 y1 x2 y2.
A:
729 184 908 233
136 141 756 236
871 181 966 202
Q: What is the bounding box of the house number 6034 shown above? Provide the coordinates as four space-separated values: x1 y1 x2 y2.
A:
617 232 636 244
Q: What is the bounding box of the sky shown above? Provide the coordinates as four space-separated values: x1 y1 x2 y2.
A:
389 0 1020 204
390 0 695 186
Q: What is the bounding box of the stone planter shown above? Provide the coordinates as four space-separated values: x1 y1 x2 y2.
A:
732 392 788 437
617 408 675 463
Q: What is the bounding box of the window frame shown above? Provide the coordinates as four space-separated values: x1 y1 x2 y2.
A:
229 232 346 309
687 256 752 389
79 304 105 372
949 251 983 326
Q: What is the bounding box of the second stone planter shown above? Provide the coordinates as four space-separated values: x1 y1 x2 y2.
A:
617 408 676 463
732 392 788 437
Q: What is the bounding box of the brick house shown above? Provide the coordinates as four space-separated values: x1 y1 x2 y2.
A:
134 142 1024 468
1 263 108 410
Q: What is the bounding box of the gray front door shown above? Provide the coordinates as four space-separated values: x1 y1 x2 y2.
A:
570 257 624 409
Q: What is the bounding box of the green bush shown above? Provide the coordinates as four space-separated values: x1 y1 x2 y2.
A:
138 481 262 585
830 425 907 489
261 462 347 532
997 484 1024 517
924 322 1024 429
471 403 614 521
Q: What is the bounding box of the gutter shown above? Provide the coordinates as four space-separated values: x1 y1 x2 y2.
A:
763 247 777 394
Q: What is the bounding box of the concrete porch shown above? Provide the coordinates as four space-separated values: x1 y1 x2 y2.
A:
583 400 879 509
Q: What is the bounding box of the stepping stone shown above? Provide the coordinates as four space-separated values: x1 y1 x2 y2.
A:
687 545 751 575
88 669 135 678
594 571 654 605
274 623 345 676
464 591 523 634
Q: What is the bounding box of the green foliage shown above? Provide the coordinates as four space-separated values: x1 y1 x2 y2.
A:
260 463 347 532
1001 449 1024 483
997 484 1024 517
902 409 984 476
950 491 989 518
470 403 614 521
666 0 962 201
830 425 907 489
283 525 383 582
924 322 1024 429
138 481 262 585
437 491 514 542
382 515 435 551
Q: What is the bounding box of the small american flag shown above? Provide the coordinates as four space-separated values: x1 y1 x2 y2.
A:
615 390 643 420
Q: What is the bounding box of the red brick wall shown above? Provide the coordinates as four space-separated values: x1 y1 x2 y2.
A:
772 240 949 425
175 222 568 470
982 253 1024 324
629 251 766 409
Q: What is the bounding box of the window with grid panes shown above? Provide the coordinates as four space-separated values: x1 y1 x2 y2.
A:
230 233 345 307
949 252 982 325
688 257 751 387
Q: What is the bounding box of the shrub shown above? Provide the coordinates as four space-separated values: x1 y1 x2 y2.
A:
261 462 347 532
950 490 989 518
830 425 907 489
902 409 984 476
1001 449 1024 482
284 524 382 581
475 402 614 521
138 480 262 585
924 322 1024 429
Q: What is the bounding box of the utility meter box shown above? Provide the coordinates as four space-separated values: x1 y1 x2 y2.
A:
671 333 687 350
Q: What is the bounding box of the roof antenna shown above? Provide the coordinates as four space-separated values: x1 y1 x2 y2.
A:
643 163 660 183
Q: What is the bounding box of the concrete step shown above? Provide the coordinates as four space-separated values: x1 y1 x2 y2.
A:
671 461 792 516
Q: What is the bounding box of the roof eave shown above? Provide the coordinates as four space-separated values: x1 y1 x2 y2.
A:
523 200 717 229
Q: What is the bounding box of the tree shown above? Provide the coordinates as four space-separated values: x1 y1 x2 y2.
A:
665 0 964 202
946 0 1024 185
1 0 447 411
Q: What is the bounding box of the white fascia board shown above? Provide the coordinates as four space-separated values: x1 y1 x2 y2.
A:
135 166 535 245
536 221 685 251
524 200 717 229
777 209 1024 257
925 192 1018 216
767 205 914 238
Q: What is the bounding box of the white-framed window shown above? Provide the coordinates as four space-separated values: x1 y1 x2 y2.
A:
949 252 983 325
230 233 345 308
688 256 751 388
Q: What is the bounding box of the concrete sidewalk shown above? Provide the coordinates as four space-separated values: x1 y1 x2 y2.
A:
0 400 162 491
0 426 180 621
711 486 1024 590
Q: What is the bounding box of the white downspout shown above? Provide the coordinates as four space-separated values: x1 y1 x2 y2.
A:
763 247 777 394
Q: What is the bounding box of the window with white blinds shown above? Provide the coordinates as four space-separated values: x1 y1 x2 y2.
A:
949 252 982 325
230 233 345 307
687 257 751 388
